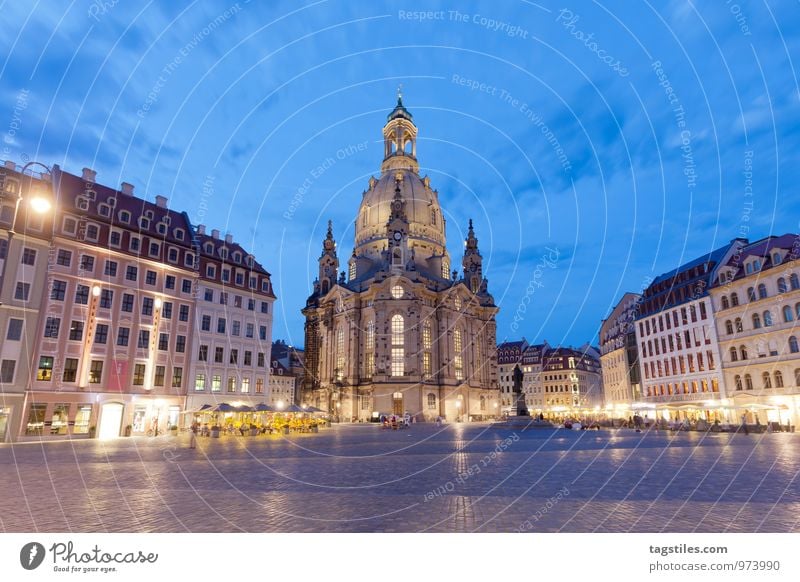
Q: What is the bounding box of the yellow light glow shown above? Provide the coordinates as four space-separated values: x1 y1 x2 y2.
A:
154 297 162 308
92 286 101 297
276 400 284 409
29 196 51 214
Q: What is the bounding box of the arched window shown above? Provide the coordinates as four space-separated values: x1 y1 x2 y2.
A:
795 369 800 386
747 287 756 301
734 375 743 391
427 393 436 409
744 374 753 390
721 296 730 309
752 313 761 329
740 345 748 360
725 320 734 335
763 310 773 326
453 328 464 381
422 320 432 378
364 320 375 378
763 372 772 389
735 317 743 332
731 292 739 306
789 336 799 354
729 347 738 362
778 277 788 293
335 327 345 381
796 303 800 319
791 274 799 290
431 209 437 226
392 247 402 265
391 315 404 376
784 305 794 323
758 283 767 299
773 252 782 265
775 371 784 388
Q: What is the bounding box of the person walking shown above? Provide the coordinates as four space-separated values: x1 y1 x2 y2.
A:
189 422 198 449
741 413 749 435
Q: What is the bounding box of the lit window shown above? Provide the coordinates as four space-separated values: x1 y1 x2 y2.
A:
391 314 404 376
391 285 403 299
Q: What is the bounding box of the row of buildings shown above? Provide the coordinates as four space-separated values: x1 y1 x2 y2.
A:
0 161 296 442
600 235 800 428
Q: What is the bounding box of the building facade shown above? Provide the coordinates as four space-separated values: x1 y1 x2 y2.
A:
634 240 747 422
268 360 296 408
302 95 499 422
0 162 53 442
540 346 603 413
21 166 198 439
185 227 275 412
711 234 800 428
599 292 642 417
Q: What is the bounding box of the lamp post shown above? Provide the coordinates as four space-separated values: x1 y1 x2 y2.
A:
0 161 52 304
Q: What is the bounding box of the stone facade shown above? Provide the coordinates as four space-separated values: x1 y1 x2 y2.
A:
599 292 642 414
302 95 499 422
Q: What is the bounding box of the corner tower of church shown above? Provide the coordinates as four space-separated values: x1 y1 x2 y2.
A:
302 92 499 422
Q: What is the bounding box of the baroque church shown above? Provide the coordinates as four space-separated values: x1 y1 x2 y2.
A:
301 94 499 422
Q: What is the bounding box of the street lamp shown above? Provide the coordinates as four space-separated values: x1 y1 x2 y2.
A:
0 161 52 304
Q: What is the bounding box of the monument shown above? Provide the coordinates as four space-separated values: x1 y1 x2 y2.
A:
512 364 528 416
492 364 554 429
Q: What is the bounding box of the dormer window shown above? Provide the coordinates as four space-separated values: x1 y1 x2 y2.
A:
119 210 131 223
107 196 117 207
139 217 150 230
145 210 154 220
773 252 782 265
174 228 184 240
204 243 214 254
162 215 171 225
156 223 167 235
98 204 111 217
233 252 241 263
75 197 89 211
84 189 97 201
220 248 228 260
754 259 761 271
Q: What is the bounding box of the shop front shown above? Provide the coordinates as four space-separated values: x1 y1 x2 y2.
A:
0 394 25 442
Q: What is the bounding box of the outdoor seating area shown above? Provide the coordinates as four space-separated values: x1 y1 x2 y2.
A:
188 403 329 437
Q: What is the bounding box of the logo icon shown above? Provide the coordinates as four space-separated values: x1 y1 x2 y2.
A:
20 542 46 570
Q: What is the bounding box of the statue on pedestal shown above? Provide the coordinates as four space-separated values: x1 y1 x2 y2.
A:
512 364 529 416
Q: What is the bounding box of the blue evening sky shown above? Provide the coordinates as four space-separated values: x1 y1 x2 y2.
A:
1 0 798 348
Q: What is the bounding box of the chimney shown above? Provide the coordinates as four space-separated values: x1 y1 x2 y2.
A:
81 167 97 182
225 233 233 244
211 229 220 240
4 160 15 170
197 224 206 235
155 195 168 208
120 182 134 196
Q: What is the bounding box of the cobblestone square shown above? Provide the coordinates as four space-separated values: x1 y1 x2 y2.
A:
1 425 798 533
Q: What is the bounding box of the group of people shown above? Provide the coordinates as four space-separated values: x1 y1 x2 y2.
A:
380 413 411 430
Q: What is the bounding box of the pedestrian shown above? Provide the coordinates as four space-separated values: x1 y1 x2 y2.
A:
189 423 197 449
741 413 749 435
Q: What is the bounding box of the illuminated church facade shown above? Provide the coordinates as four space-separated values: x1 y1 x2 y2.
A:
301 95 499 421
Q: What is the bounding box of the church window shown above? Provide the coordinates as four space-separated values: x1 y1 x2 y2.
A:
431 209 437 226
391 285 403 299
349 261 356 281
427 393 436 409
364 321 375 378
454 329 464 381
391 315 404 376
335 327 345 381
442 259 450 280
454 295 462 310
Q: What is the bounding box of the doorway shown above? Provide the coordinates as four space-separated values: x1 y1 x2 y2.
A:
392 392 403 415
99 403 123 439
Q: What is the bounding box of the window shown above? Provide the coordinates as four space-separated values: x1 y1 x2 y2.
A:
21 248 36 265
730 293 739 306
721 296 730 310
50 280 67 301
212 375 221 392
37 356 54 381
145 270 157 285
69 321 83 341
80 255 94 272
179 305 189 322
195 374 206 391
149 242 160 257
25 403 46 435
784 305 794 323
778 277 788 293
230 349 238 365
248 299 255 311
126 265 137 281
133 364 146 386
227 377 236 393
735 317 743 332
260 326 268 341
206 265 216 279
454 329 464 380
246 323 254 338
235 273 244 286
121 293 134 312
730 347 738 362
44 317 61 338
158 333 169 351
740 345 748 360
62 358 78 383
217 318 226 334
758 283 767 299
138 330 150 349
168 248 178 263
775 371 784 388
214 347 224 363
201 315 211 331
763 372 772 389
752 313 761 329
176 335 186 353
261 302 269 314
241 378 250 393
182 279 192 294
62 217 78 235
219 292 228 305
154 366 166 387
94 324 108 344
427 393 436 409
232 321 240 336
100 289 113 309
244 351 252 366
56 250 71 267
104 260 118 276
162 302 173 318
198 345 208 361
142 297 154 316
85 224 99 241
130 237 140 253
165 275 176 290
234 295 242 308
117 327 130 346
255 378 264 394
391 285 403 299
15 282 30 301
6 318 23 340
735 375 743 391
391 314 404 376
763 310 773 326
120 210 131 223
789 336 799 354
791 274 800 290
110 230 122 247
204 289 213 302
747 287 756 301
725 320 734 335
0 360 15 383
257 352 265 367
335 327 344 381
222 269 230 283
172 367 183 388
